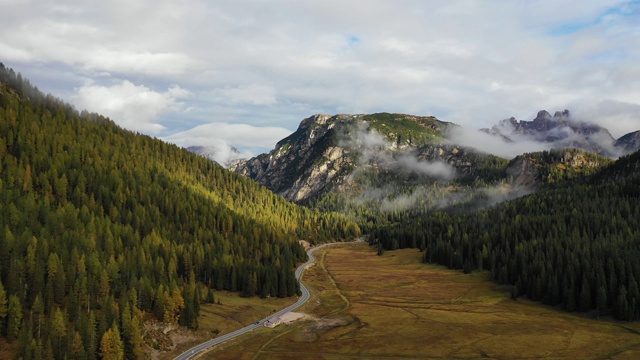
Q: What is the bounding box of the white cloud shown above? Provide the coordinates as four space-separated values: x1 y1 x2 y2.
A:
395 155 456 180
72 80 188 134
446 126 550 159
82 50 201 77
0 0 638 150
570 100 640 138
217 84 278 106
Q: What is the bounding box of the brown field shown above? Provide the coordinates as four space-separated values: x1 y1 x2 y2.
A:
203 242 640 359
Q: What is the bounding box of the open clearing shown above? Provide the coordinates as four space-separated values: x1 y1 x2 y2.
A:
206 242 640 359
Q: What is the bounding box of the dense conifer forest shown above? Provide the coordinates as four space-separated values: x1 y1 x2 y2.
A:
0 63 360 359
370 150 640 320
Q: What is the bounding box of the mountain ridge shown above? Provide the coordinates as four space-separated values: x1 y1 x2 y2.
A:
233 111 623 204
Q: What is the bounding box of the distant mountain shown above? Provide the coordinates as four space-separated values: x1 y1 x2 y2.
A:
187 145 245 167
614 130 640 155
232 113 609 208
487 109 639 157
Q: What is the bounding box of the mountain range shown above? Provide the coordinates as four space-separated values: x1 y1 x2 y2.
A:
232 111 635 204
486 109 638 157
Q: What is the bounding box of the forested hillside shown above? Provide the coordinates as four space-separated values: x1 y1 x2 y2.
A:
0 63 360 359
372 149 640 320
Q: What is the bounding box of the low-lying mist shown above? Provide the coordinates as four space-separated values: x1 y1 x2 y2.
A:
446 112 630 159
339 123 456 180
336 123 532 214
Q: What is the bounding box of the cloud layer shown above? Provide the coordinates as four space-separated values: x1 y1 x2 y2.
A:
1 0 639 154
72 81 188 134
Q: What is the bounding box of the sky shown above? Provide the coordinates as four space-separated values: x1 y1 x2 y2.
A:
1 0 639 162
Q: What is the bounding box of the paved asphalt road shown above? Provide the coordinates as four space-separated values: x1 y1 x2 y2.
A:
174 241 344 360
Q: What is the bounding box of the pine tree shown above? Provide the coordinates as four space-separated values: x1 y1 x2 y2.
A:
0 280 7 334
100 322 124 360
50 307 67 357
7 294 23 342
597 285 608 316
579 275 592 312
70 331 86 359
242 271 257 298
121 305 144 360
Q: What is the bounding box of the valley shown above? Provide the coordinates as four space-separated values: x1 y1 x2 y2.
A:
2 62 640 360
208 242 640 359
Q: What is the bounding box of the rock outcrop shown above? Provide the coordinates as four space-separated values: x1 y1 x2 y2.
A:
232 113 458 202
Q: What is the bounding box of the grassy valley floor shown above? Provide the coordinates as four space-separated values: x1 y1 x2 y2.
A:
204 242 640 359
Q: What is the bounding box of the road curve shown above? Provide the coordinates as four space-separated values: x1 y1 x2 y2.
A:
174 241 346 360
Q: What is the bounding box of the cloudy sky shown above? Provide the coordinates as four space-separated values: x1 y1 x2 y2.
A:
1 0 639 160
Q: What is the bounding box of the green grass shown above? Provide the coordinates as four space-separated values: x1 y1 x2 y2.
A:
363 113 447 145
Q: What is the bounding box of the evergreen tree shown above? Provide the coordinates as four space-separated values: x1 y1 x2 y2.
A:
597 285 608 316
0 280 7 335
100 323 124 360
6 294 22 342
50 307 67 358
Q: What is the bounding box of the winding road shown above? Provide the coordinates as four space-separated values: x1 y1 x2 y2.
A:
174 241 346 360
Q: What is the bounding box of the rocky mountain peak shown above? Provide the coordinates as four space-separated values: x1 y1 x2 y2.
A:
553 109 571 119
233 113 457 202
299 114 335 129
536 110 552 120
491 109 618 156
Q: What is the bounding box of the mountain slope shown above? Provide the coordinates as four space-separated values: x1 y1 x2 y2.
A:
505 148 612 186
0 63 360 359
614 130 640 155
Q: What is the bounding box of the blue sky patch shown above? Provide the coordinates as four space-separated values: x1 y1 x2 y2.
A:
549 0 639 36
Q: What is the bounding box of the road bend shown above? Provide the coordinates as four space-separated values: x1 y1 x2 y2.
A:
174 241 351 360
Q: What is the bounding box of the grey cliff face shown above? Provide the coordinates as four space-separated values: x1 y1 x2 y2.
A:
232 114 356 202
232 113 456 202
